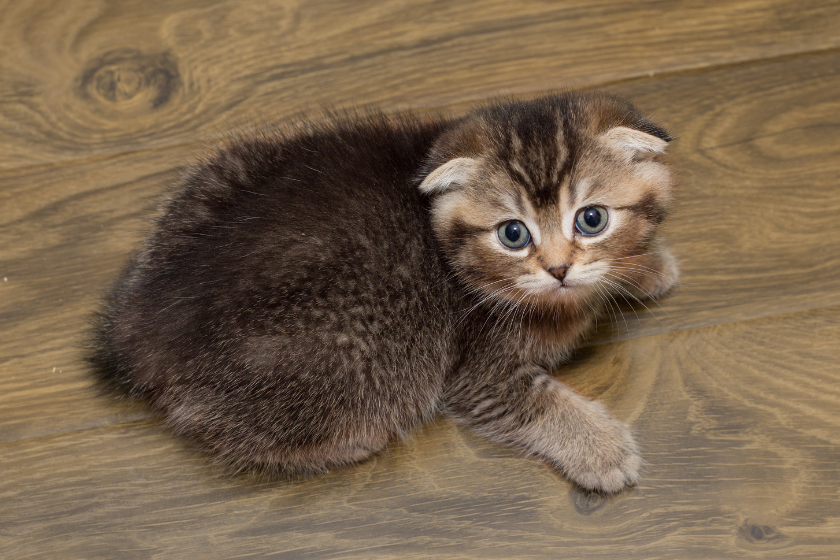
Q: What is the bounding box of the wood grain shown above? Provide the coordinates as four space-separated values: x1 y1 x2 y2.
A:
3 49 840 443
3 0 840 557
2 307 838 558
3 0 840 169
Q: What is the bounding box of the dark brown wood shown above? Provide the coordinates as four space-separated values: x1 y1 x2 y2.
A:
3 0 840 169
2 0 840 557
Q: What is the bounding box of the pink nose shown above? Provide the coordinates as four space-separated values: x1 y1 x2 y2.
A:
548 266 569 281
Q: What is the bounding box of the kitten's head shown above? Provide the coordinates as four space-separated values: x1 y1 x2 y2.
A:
419 92 675 311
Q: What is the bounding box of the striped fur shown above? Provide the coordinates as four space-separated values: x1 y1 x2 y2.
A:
91 91 677 492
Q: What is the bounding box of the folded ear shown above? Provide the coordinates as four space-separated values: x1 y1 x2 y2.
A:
418 157 480 195
600 126 669 162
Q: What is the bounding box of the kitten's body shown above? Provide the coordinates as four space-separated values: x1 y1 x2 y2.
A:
93 92 677 492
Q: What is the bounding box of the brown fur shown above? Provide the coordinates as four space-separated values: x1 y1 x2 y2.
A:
91 91 677 492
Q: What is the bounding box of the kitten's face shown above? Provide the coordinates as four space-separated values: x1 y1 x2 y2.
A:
420 95 674 311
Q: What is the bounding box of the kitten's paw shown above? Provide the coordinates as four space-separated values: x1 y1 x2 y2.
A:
564 423 641 493
557 401 642 493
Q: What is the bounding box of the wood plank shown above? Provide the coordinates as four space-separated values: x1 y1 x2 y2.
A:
2 307 838 558
3 0 840 169
0 153 179 443
3 49 840 442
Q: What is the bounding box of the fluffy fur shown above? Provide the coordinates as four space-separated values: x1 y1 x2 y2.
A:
91 91 678 493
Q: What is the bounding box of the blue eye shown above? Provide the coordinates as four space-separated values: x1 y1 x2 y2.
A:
575 206 609 235
497 220 531 249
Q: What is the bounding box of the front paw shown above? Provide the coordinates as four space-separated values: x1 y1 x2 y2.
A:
556 401 642 493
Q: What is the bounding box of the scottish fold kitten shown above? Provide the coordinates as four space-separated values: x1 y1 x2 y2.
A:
92 91 677 493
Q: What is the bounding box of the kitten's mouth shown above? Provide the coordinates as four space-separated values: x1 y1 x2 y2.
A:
542 282 576 301
553 278 575 290
555 286 576 299
550 281 589 300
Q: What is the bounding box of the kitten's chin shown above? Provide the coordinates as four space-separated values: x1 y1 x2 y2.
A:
470 281 590 315
546 286 583 304
536 282 603 310
516 283 589 308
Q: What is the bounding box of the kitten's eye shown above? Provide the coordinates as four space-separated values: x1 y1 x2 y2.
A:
575 206 609 235
497 220 531 250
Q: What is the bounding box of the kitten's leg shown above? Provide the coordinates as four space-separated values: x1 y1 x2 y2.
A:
620 245 679 301
445 365 641 493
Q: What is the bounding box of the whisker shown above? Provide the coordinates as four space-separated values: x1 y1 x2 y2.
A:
607 253 656 261
489 288 529 339
603 273 664 326
605 263 669 279
599 277 642 327
604 271 678 325
512 292 531 342
455 278 518 326
480 288 520 335
580 295 600 332
593 282 621 335
602 283 629 334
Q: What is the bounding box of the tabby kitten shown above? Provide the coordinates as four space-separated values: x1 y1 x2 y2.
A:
92 91 677 493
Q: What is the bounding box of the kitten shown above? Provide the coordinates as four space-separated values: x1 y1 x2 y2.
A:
91 91 677 493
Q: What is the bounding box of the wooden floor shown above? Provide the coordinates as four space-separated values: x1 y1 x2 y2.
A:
2 1 839 558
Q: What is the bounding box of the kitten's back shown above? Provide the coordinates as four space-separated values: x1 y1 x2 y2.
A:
93 114 455 472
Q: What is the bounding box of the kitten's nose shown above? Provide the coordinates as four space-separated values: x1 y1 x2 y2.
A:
548 266 569 282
